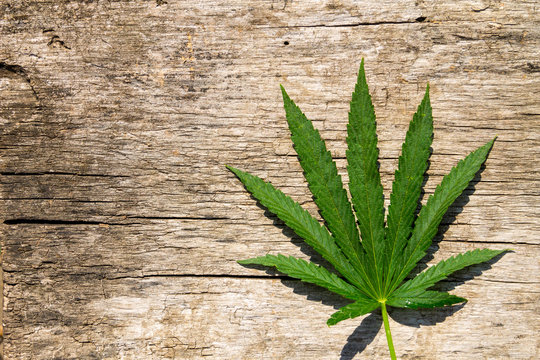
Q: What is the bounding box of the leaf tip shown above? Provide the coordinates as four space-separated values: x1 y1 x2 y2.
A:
225 164 240 176
481 136 497 154
356 58 367 85
280 84 288 99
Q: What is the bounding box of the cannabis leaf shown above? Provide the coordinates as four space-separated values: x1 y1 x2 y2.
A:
227 59 508 359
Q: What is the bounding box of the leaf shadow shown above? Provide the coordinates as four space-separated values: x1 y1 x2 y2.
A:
339 312 382 360
389 303 466 327
280 279 351 309
283 279 384 360
239 262 350 309
237 265 384 359
260 206 338 269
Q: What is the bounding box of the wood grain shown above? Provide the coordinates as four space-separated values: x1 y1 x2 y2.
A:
1 0 539 358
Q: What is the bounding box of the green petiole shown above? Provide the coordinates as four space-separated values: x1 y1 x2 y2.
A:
381 301 396 360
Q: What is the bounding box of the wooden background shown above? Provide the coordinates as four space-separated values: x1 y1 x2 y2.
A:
1 1 539 359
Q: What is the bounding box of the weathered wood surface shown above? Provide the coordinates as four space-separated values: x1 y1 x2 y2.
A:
1 0 539 359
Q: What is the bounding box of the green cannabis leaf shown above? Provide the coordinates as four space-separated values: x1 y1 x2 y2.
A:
227 59 508 359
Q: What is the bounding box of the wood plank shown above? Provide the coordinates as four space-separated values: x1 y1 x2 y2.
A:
1 221 535 278
3 270 537 359
1 0 539 358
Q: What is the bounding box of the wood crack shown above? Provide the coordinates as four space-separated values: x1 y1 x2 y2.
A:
106 273 291 280
266 18 427 29
3 215 231 225
126 215 230 221
0 171 129 178
3 219 115 226
435 239 536 246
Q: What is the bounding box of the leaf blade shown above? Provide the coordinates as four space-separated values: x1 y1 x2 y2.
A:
280 87 377 296
393 249 507 296
226 165 375 298
327 297 380 326
281 86 360 259
346 59 386 296
387 290 466 309
384 85 433 295
388 138 496 293
239 254 364 300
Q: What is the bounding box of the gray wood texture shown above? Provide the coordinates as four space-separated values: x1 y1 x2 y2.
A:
1 0 539 359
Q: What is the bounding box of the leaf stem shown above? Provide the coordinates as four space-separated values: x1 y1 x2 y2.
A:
381 301 397 360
